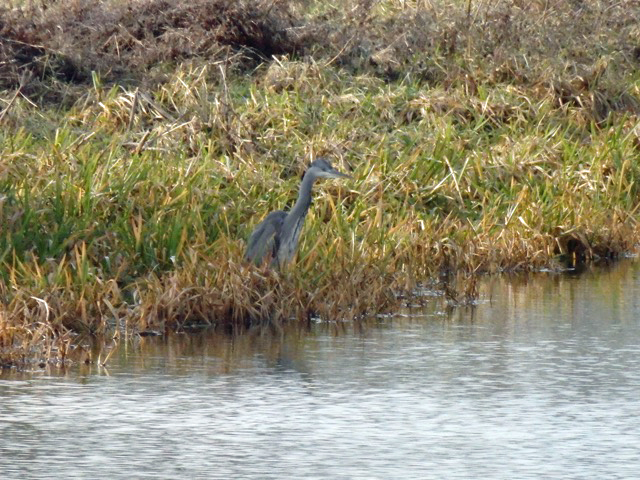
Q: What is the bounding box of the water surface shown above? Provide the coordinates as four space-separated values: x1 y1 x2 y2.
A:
2 261 640 479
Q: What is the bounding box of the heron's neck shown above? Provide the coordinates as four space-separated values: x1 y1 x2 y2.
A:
291 172 316 216
280 173 316 242
275 172 318 266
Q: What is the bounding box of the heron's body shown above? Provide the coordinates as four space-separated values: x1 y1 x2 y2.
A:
244 158 350 267
244 210 286 265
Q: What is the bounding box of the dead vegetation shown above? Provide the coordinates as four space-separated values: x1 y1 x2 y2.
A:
2 0 639 108
1 0 302 103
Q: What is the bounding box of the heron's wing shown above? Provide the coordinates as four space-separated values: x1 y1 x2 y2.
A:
244 211 286 265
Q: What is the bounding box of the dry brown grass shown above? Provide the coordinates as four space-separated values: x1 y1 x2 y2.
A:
2 1 639 107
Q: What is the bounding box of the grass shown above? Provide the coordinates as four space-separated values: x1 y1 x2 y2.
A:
2 0 640 367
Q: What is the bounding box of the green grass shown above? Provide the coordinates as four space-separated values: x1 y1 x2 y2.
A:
2 0 640 367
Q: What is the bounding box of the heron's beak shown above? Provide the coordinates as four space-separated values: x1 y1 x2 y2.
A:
325 168 352 179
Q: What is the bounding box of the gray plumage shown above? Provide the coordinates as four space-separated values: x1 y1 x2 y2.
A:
244 157 351 267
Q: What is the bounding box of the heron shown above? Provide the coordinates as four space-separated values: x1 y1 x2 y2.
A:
244 157 351 267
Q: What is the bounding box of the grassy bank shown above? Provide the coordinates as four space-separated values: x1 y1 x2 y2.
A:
2 0 640 367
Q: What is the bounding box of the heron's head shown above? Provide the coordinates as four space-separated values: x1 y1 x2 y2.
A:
306 157 351 180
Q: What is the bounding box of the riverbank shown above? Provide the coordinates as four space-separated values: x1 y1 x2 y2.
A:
2 0 640 367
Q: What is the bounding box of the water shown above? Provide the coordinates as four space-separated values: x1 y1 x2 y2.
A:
2 261 640 479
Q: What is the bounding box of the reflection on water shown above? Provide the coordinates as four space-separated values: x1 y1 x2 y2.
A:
2 261 640 479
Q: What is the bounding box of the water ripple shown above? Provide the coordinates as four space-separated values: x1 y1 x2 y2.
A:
2 262 640 479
